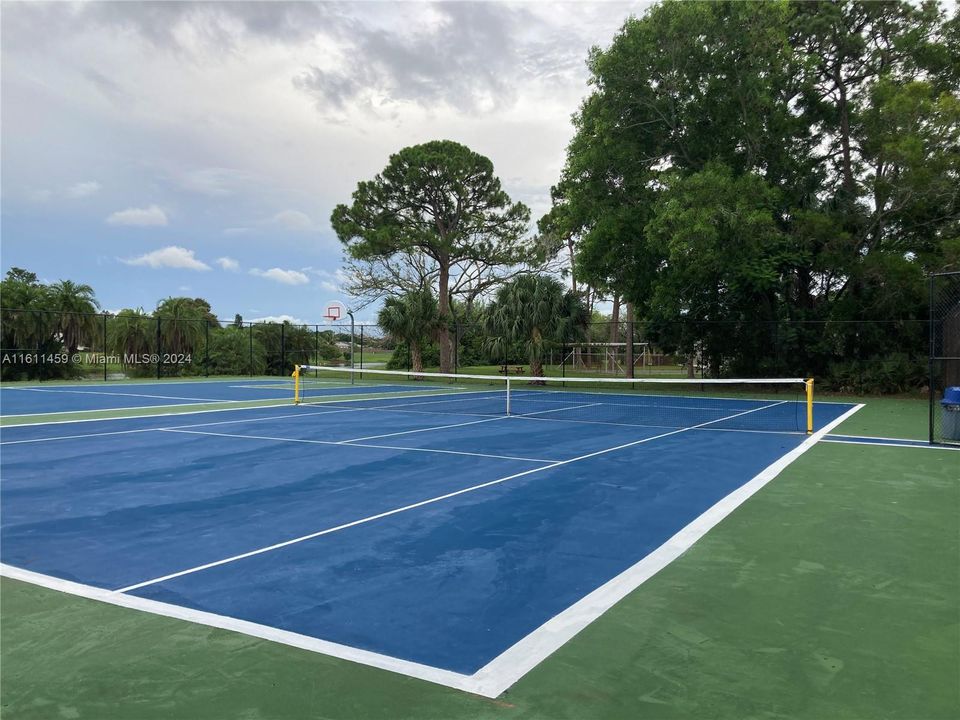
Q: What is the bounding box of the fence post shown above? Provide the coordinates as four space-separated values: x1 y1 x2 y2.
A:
280 323 286 377
249 323 254 377
359 325 364 380
454 322 459 373
205 321 210 377
35 310 42 382
103 312 108 381
156 316 162 380
929 274 936 444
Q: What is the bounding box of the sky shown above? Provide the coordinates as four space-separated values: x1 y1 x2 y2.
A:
1 0 649 325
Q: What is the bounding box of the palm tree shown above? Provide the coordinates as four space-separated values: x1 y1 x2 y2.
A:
378 289 439 374
108 309 153 367
485 275 588 381
49 280 100 356
155 297 205 355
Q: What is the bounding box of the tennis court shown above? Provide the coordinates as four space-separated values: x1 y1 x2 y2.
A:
0 377 431 416
0 373 858 696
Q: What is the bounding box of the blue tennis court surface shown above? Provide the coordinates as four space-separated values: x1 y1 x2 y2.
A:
0 382 857 691
0 378 449 415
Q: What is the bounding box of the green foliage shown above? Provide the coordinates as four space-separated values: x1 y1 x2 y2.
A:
206 327 266 376
545 0 959 384
377 289 440 373
485 275 589 377
1 268 99 380
107 309 154 377
332 140 533 372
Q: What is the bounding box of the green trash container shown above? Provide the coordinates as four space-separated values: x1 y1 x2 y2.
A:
941 386 960 441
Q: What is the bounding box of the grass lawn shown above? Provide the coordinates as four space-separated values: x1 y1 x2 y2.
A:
1 394 957 719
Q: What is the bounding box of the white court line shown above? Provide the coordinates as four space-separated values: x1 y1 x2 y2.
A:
6 387 241 403
0 398 269 418
157 428 559 464
464 403 866 697
827 433 927 442
510 386 854 406
113 399 787 595
0 387 487 429
820 438 959 450
0 378 289 391
1 401 857 698
341 415 509 443
0 564 482 696
0 393 502 445
510 412 803 435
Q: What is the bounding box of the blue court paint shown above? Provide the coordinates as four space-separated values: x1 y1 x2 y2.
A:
1 398 855 676
0 379 455 416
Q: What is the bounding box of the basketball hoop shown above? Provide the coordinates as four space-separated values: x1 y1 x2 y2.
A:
322 300 347 324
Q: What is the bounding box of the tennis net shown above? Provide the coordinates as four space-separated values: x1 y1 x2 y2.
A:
292 366 815 433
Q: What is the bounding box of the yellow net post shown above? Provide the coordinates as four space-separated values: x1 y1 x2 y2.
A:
292 365 301 405
806 378 814 434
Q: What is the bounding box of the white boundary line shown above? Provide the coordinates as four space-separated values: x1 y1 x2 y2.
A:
827 433 928 442
0 388 480 428
0 398 260 418
0 564 482 695
820 438 959 450
0 403 863 698
463 403 866 695
6 387 242 403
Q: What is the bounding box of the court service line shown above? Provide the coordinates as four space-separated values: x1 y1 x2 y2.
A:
0 396 502 446
0 387 491 433
6 387 243 403
113 399 788 595
340 415 509 443
156 428 560 464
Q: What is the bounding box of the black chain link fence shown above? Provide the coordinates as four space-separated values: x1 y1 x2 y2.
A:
929 271 960 445
0 303 938 400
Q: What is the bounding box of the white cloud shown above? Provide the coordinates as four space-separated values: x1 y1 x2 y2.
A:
66 181 101 198
216 256 240 271
249 267 309 285
122 245 210 271
179 167 251 197
271 209 315 232
106 204 168 226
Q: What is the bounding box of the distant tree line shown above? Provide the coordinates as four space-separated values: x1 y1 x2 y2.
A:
0 268 343 380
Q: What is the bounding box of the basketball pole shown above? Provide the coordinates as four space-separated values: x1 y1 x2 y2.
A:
348 309 355 384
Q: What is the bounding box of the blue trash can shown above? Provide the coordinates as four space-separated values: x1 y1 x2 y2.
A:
941 386 960 441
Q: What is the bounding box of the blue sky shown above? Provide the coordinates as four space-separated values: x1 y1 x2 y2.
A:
1 1 646 325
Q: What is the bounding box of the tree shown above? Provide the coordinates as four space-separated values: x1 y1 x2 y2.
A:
108 309 153 375
0 268 59 379
154 297 207 357
484 275 588 380
49 280 100 356
377 289 439 374
543 0 958 385
206 326 266 376
332 140 532 373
